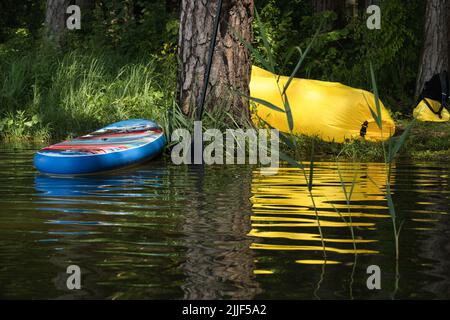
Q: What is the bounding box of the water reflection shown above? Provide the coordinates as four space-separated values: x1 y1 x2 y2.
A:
250 162 393 263
179 165 261 299
31 164 261 299
248 162 450 299
33 167 177 299
0 144 449 299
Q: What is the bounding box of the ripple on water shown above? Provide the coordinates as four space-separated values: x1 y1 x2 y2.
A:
0 145 449 299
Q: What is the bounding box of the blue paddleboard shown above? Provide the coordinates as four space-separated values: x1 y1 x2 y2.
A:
34 119 166 175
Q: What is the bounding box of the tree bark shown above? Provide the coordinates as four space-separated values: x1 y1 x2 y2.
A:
177 0 253 123
44 0 70 47
415 0 449 97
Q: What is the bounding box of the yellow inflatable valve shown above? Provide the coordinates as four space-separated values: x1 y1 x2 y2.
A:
413 98 450 122
249 66 396 143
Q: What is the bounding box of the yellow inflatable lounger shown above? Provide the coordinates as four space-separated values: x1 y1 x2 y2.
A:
249 66 396 143
413 72 449 122
413 98 450 122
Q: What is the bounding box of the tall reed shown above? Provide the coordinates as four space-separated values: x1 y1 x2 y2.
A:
367 62 414 260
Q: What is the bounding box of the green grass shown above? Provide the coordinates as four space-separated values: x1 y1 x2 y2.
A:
0 47 177 142
278 134 385 161
275 119 450 162
400 120 450 161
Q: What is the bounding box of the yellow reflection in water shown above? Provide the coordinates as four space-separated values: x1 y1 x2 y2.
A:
296 260 341 265
249 162 393 262
253 270 275 275
248 230 376 243
250 243 379 254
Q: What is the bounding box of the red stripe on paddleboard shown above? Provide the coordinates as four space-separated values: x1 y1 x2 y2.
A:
43 144 128 151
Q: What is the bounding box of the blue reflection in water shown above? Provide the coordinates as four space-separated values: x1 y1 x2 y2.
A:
35 170 164 198
33 167 167 236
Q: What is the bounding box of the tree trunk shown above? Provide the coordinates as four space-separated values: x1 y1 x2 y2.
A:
177 0 253 123
45 0 70 47
415 0 449 97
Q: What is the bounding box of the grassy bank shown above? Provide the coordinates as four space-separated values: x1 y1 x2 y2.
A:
279 120 450 162
1 47 449 162
0 45 177 142
400 120 450 161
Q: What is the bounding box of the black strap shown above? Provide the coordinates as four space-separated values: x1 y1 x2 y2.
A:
360 121 369 138
416 71 449 117
196 0 223 121
422 98 444 119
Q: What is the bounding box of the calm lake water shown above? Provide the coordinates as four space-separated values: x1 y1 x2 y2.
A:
0 143 449 299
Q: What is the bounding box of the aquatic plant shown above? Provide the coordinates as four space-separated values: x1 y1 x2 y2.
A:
0 110 50 141
367 62 414 261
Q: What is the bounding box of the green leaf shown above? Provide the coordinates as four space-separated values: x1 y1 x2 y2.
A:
241 93 285 113
283 93 294 131
308 141 314 191
386 186 396 220
389 120 415 162
348 169 357 202
388 134 393 163
279 132 296 150
368 105 380 128
279 151 304 170
337 165 349 202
